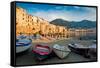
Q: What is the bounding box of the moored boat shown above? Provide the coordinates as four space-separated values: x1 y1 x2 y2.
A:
53 44 71 59
68 43 90 58
16 39 32 53
32 44 52 60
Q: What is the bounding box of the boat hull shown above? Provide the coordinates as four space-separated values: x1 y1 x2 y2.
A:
33 52 50 60
32 44 52 60
53 44 71 59
53 49 70 59
68 45 89 57
16 39 32 53
16 44 32 53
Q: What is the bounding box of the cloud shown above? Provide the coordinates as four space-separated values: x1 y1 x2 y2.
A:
17 2 96 21
32 10 71 21
32 7 96 22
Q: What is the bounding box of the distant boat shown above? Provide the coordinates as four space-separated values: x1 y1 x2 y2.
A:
68 43 96 58
53 44 71 59
32 44 52 60
16 39 32 53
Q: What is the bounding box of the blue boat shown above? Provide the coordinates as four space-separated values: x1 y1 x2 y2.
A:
16 39 32 53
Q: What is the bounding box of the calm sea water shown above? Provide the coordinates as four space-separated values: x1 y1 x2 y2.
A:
68 33 96 40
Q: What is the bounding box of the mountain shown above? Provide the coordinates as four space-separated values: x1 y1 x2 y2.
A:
50 19 96 29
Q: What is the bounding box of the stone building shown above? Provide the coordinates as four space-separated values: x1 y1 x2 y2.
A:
16 7 70 38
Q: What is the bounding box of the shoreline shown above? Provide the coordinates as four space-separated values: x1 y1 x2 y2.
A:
32 37 95 48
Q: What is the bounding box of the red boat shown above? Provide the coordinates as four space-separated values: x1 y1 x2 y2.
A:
32 44 52 60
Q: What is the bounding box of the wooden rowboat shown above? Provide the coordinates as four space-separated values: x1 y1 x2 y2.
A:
16 39 32 53
32 44 52 60
53 44 71 59
68 43 90 58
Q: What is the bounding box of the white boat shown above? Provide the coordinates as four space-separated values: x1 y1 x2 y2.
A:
53 44 71 59
17 34 27 39
16 39 32 53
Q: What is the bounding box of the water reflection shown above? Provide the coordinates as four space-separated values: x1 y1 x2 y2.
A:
16 31 96 41
67 32 96 40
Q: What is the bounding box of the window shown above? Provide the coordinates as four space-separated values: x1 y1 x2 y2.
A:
32 28 35 30
28 16 29 18
23 18 24 20
28 20 29 22
23 13 24 16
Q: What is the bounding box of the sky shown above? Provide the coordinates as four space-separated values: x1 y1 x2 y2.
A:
16 2 96 22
